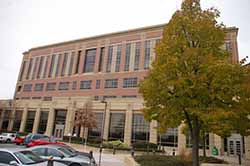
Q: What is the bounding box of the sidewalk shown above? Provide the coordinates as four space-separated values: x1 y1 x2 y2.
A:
218 156 250 166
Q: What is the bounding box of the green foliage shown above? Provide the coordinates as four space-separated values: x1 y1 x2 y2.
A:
132 142 158 150
103 140 129 149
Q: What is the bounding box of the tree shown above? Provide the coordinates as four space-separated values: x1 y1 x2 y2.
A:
139 0 250 165
74 101 97 146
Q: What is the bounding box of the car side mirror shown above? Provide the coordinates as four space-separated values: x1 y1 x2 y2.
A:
60 155 64 159
9 161 19 166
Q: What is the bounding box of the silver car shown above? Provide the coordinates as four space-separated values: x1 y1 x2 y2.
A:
0 148 67 166
29 145 91 166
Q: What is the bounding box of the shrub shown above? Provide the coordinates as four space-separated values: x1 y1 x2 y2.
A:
200 156 228 164
132 142 158 150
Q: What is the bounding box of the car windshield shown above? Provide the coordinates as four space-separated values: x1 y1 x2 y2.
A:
14 150 45 165
64 146 77 153
1 133 8 136
58 148 76 157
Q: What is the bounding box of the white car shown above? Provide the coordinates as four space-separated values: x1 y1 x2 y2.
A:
0 133 16 143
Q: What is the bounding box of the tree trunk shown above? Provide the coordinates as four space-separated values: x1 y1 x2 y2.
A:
192 117 200 166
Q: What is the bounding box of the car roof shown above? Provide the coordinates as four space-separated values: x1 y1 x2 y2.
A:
0 147 27 153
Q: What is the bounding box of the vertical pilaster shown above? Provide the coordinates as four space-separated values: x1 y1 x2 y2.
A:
32 108 41 134
103 103 111 140
178 123 187 153
124 104 133 146
45 107 55 136
149 120 158 144
64 107 76 136
244 136 250 159
19 108 28 132
7 107 16 131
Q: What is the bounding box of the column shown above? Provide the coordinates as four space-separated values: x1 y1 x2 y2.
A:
213 134 224 156
124 104 133 146
244 136 250 159
103 103 111 140
178 123 187 153
149 120 158 144
209 133 215 155
0 109 5 130
45 107 55 136
7 108 16 131
19 108 28 132
64 107 76 136
32 108 41 134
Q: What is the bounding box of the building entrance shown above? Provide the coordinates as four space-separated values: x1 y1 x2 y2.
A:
54 124 64 140
227 134 243 157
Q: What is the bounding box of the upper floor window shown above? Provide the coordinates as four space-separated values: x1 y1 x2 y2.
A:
37 56 44 79
144 40 151 69
23 84 32 92
84 49 96 73
123 77 138 88
34 83 44 91
55 54 62 77
26 58 33 79
80 80 92 89
124 43 131 71
68 52 75 76
61 53 68 76
134 42 141 71
75 50 81 74
115 45 122 72
48 55 56 78
58 82 69 90
106 46 113 73
46 82 56 91
96 80 101 89
225 41 232 51
72 81 77 90
32 57 39 79
105 79 118 88
98 47 105 72
19 61 27 81
43 56 49 78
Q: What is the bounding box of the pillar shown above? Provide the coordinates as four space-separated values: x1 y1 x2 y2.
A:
32 108 41 134
103 102 111 141
124 104 133 146
19 108 28 133
45 107 55 136
8 108 16 131
64 107 76 136
149 120 158 144
244 136 250 159
0 109 5 130
178 123 187 153
213 134 224 156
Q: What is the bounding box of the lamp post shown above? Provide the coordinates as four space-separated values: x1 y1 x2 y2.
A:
99 100 107 166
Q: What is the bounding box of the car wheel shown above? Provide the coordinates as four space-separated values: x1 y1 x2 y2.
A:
6 139 11 143
70 163 81 166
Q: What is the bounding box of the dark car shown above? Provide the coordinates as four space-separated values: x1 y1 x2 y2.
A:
23 134 49 146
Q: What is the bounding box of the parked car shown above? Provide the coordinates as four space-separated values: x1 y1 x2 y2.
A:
27 139 66 147
29 145 92 166
14 136 25 145
0 133 16 143
0 148 67 166
23 134 49 146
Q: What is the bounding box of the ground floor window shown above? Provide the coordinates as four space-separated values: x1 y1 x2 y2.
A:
2 110 11 130
158 128 178 147
38 111 48 134
132 114 149 143
108 113 125 141
186 132 209 149
25 111 35 133
88 112 103 140
12 110 23 131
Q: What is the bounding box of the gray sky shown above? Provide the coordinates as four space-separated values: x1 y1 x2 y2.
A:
0 0 249 99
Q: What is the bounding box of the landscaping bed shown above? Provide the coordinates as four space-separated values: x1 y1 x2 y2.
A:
134 155 227 166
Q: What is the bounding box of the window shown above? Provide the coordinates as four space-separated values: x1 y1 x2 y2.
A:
13 110 23 131
115 45 122 72
25 111 35 133
80 80 92 89
0 151 18 164
134 42 141 71
132 114 150 143
26 58 33 79
106 46 113 73
158 128 178 147
75 50 81 74
32 148 46 156
98 47 105 72
124 43 131 71
103 96 117 99
47 148 63 158
83 49 96 73
61 53 68 76
37 56 44 79
144 40 151 69
105 79 118 88
43 56 49 78
123 77 138 88
19 61 27 81
32 97 41 100
58 82 69 90
68 52 75 76
38 111 48 134
55 54 62 77
48 55 56 78
88 113 103 139
43 97 52 101
96 80 101 89
122 95 137 98
34 83 44 91
225 41 232 51
46 82 56 91
72 81 77 90
109 113 125 141
32 57 39 79
23 84 32 92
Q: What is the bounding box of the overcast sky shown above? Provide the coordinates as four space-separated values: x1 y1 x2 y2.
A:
0 0 249 99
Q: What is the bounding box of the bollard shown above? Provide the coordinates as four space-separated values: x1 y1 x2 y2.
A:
47 156 53 166
89 151 93 159
131 147 135 158
238 153 242 165
113 146 116 155
153 149 156 155
172 149 176 156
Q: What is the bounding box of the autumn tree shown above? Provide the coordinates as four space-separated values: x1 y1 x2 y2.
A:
74 101 97 145
139 0 250 165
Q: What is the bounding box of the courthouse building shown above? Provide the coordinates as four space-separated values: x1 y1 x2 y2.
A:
0 23 249 158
